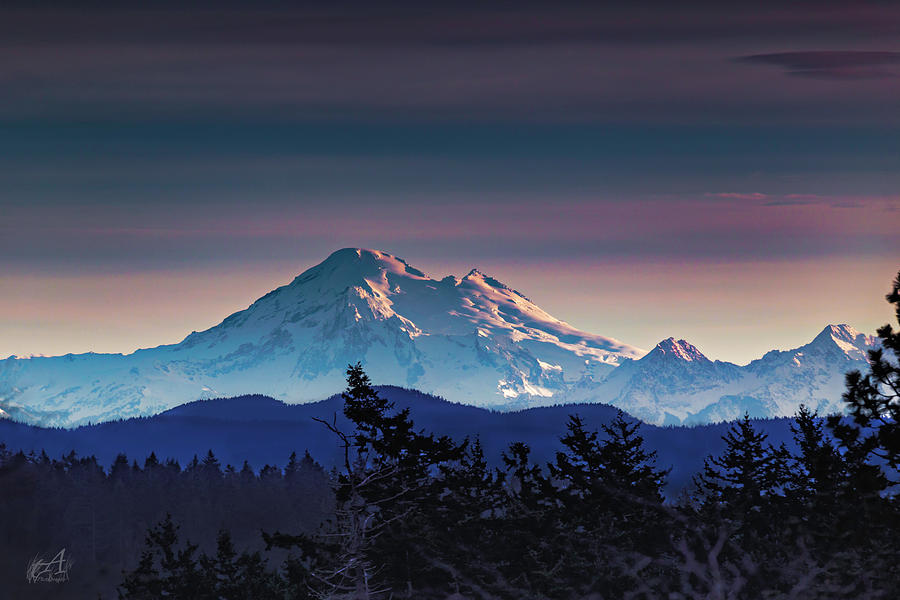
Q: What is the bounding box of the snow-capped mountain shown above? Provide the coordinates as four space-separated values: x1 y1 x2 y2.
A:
0 249 641 426
572 338 745 425
568 324 877 425
0 249 878 427
738 324 879 420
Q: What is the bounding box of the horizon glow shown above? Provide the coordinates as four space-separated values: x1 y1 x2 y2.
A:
2 2 898 365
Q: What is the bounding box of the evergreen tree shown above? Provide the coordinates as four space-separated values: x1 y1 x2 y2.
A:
687 415 795 597
120 516 283 600
501 441 549 511
143 451 160 470
421 438 512 598
550 411 667 507
439 437 499 521
238 460 256 485
494 441 563 598
787 405 885 517
200 449 222 481
199 530 283 600
776 405 895 596
548 414 604 503
816 271 900 596
271 362 464 599
830 270 900 472
284 450 300 483
119 514 206 599
694 413 788 513
545 413 669 597
598 410 668 502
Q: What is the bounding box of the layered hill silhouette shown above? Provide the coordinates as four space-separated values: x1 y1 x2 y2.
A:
0 387 799 496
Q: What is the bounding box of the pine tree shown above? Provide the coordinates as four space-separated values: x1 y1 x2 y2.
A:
598 410 668 502
284 451 300 483
685 415 793 597
546 413 668 597
417 438 510 598
143 451 160 470
501 441 549 511
495 441 563 598
120 516 284 600
550 411 667 506
548 414 604 503
787 405 885 516
201 449 222 481
118 514 206 599
440 437 499 521
200 530 283 600
830 270 900 471
694 413 788 513
270 362 463 599
815 271 900 596
777 405 896 596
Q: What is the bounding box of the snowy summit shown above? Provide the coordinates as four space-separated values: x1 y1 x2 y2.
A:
0 249 640 426
0 249 878 427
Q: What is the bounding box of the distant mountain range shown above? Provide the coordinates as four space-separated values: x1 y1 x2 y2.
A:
0 248 876 427
570 324 876 425
0 387 799 497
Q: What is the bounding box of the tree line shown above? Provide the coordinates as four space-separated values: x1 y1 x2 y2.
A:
0 443 331 599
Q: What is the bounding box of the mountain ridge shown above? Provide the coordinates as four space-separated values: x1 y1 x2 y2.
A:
0 248 877 427
0 387 800 497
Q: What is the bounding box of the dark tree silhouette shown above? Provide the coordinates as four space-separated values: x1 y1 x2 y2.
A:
597 410 668 501
694 413 788 513
119 515 283 600
830 271 900 473
269 362 464 599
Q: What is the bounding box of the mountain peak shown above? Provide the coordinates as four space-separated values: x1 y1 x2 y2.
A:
321 248 424 274
461 267 525 297
809 323 874 358
287 248 429 290
650 337 709 362
815 323 860 341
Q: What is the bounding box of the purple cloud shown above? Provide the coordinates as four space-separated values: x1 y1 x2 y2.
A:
737 51 900 80
705 192 769 201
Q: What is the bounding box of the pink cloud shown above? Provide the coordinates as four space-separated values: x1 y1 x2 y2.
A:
784 194 825 200
704 192 769 200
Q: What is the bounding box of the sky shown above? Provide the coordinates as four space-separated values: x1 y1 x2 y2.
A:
1 1 898 364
